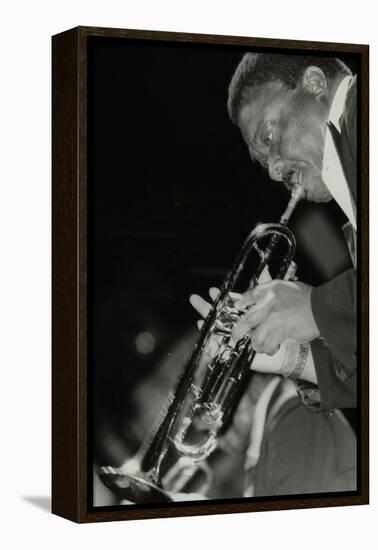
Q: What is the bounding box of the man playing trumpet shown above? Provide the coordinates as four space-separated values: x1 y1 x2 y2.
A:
193 52 357 413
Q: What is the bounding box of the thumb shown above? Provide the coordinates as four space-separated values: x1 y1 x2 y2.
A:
189 294 212 319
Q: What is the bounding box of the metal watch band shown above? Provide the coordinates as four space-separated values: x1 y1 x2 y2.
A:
289 343 310 380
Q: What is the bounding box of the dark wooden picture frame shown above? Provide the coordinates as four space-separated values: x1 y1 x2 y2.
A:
52 26 369 523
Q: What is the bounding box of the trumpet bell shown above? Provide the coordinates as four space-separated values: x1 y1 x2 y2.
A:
98 466 172 504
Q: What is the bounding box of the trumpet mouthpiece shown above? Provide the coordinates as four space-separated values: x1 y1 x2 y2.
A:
291 184 305 202
280 184 304 225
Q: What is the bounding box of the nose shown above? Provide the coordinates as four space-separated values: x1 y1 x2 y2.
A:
268 157 284 181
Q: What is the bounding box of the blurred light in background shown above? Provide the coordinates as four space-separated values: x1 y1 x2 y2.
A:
135 331 156 354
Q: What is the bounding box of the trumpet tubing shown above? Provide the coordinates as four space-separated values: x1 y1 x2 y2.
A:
99 184 305 503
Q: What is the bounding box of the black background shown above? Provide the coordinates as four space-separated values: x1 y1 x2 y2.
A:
87 37 356 465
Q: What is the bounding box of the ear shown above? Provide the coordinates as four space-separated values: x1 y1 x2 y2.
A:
301 66 327 98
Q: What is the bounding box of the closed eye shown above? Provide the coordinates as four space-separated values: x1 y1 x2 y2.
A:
263 128 273 146
253 121 274 151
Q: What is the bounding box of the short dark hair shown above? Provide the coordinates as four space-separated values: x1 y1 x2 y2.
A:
227 53 351 124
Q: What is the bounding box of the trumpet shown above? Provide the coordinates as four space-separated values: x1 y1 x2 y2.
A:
99 184 305 503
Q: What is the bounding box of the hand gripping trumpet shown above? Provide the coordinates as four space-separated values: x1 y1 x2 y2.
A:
99 184 305 503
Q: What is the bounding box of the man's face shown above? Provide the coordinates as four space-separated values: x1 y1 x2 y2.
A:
238 79 333 202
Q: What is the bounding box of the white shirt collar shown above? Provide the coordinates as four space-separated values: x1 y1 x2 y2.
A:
328 75 353 132
322 76 356 230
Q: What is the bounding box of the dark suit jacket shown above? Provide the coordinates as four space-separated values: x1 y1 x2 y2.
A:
253 395 356 496
308 77 357 411
205 382 356 498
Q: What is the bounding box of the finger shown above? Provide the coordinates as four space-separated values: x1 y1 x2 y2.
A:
232 310 265 342
232 300 273 341
189 294 212 318
205 334 223 359
252 321 282 355
233 289 256 310
234 281 274 309
229 291 242 301
209 287 220 302
250 322 269 353
257 337 280 356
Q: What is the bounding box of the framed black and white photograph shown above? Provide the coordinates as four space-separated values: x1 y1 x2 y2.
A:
52 26 369 523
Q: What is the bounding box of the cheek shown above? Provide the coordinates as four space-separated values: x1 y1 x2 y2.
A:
280 118 324 166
